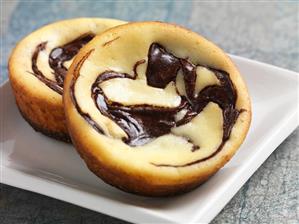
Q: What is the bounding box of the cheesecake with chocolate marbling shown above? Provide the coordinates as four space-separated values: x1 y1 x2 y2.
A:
8 18 125 142
64 21 251 196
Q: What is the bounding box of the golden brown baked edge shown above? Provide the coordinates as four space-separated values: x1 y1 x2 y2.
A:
8 59 70 141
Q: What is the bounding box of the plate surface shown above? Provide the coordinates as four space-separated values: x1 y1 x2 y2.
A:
1 55 298 224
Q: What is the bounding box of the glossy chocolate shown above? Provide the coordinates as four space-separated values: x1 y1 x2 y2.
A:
31 42 63 94
91 69 181 146
31 33 94 94
49 33 95 87
72 43 242 166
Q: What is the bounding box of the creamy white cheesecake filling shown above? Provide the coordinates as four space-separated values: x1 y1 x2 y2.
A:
35 47 56 80
100 79 181 107
74 52 226 161
195 66 220 95
69 22 248 168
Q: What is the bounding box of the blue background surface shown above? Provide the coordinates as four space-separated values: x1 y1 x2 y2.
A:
1 1 298 224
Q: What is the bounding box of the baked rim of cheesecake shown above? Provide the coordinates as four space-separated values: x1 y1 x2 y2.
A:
8 18 126 142
63 21 251 196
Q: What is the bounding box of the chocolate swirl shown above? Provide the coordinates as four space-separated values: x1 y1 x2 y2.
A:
91 43 240 145
31 33 95 94
71 43 243 167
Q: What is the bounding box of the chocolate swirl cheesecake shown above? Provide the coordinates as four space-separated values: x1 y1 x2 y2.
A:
8 18 125 141
64 22 251 196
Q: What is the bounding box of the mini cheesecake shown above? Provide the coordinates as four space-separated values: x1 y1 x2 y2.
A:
64 21 251 196
8 18 125 142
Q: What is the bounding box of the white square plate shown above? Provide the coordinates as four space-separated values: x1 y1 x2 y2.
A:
1 55 298 224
